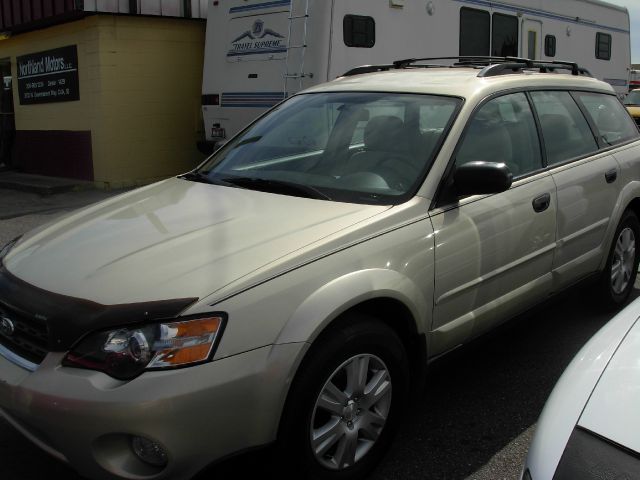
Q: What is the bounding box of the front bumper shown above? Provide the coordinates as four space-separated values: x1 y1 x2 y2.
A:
0 342 307 480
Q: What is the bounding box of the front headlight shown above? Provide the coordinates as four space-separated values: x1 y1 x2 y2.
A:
0 236 22 262
63 315 226 380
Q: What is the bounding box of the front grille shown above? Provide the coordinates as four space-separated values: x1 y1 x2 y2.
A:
0 303 49 365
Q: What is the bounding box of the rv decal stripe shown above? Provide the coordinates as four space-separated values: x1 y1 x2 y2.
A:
229 0 291 14
227 48 288 57
453 0 630 34
221 92 286 108
604 78 629 87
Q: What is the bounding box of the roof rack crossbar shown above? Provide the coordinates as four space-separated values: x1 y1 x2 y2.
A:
341 65 395 77
392 56 534 69
340 57 592 79
478 59 592 78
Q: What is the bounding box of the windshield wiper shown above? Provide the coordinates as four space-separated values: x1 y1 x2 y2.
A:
220 176 332 200
179 171 236 187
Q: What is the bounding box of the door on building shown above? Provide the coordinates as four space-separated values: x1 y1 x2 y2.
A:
0 58 15 169
522 19 542 60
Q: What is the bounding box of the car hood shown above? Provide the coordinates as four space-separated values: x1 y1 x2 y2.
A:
4 177 390 306
578 315 640 454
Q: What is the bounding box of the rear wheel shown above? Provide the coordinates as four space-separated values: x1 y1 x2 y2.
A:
277 314 409 480
599 210 640 308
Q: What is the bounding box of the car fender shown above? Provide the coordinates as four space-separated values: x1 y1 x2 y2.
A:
525 298 640 480
598 179 640 271
274 268 430 346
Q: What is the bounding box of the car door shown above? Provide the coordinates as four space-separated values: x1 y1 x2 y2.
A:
430 92 557 357
529 90 623 291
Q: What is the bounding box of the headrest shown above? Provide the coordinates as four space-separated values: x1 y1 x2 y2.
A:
364 116 406 151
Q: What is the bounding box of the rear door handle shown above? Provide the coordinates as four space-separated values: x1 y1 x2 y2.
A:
532 193 551 213
605 169 617 183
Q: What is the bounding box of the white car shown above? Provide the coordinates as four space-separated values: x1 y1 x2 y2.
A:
1 57 640 480
522 295 640 480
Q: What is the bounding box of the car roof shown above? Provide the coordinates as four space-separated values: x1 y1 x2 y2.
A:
304 67 615 104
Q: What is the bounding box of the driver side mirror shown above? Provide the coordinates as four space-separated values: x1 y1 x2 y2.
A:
454 161 513 197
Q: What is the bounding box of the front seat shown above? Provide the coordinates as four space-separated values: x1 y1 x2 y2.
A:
345 115 412 175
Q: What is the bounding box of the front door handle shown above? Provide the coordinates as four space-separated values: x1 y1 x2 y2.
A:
605 169 617 184
532 193 551 213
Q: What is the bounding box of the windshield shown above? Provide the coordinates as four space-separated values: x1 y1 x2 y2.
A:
623 90 640 106
195 92 461 204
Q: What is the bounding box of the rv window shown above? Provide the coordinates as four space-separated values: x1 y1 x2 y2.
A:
344 15 375 48
596 32 612 60
527 31 537 60
492 13 518 57
545 35 556 57
459 8 490 56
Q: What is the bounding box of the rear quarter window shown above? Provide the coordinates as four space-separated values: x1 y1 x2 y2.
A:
574 92 640 146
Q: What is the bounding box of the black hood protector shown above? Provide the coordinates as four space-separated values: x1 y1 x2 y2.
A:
0 264 197 352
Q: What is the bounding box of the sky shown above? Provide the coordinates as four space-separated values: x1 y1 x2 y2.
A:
606 1 640 63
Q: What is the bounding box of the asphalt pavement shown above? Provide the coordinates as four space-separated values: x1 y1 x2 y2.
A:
0 186 637 480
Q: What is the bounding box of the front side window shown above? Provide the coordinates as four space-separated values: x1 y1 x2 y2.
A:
492 13 518 57
530 91 598 165
574 92 639 146
344 15 375 48
596 32 612 60
197 93 461 204
460 8 490 56
457 93 543 178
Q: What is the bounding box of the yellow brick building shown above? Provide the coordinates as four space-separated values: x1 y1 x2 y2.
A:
0 3 207 188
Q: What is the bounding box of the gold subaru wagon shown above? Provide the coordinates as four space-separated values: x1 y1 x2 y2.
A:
2 57 640 480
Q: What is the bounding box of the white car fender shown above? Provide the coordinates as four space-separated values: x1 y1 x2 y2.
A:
525 298 640 480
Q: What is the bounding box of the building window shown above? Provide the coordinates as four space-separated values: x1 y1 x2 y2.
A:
545 35 556 57
343 15 375 48
460 8 490 56
492 13 518 57
596 32 612 60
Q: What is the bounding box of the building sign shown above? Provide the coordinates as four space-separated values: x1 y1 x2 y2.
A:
17 46 80 105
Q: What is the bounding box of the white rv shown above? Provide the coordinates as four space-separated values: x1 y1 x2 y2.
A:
200 0 631 149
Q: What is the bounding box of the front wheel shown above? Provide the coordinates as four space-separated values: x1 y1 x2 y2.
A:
276 314 409 480
598 210 640 308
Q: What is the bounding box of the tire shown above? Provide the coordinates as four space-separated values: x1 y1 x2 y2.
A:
598 210 640 309
276 314 410 480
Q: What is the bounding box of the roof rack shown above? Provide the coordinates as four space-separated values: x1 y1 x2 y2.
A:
341 64 395 77
341 56 592 78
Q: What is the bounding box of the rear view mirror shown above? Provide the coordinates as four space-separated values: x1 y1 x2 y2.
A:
454 161 513 197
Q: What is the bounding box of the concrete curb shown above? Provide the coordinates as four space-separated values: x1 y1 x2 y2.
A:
0 172 94 196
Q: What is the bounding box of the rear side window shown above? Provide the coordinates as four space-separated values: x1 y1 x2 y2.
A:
457 93 543 177
545 35 556 57
596 32 612 60
492 13 518 57
344 15 375 48
573 92 640 146
460 8 490 56
530 91 598 165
